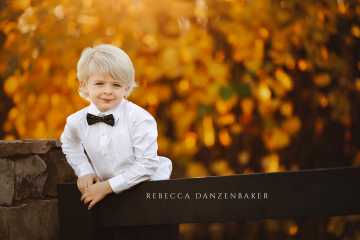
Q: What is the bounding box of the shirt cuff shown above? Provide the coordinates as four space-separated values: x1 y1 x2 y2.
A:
76 161 95 177
108 174 128 194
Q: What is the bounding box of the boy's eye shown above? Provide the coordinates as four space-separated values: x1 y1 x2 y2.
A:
113 83 122 87
95 82 104 85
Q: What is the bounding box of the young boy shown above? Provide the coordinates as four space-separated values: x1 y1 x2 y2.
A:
60 44 172 210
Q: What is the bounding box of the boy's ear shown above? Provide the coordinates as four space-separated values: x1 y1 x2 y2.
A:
80 81 88 92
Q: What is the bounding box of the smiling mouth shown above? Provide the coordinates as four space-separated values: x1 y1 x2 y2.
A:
100 99 114 102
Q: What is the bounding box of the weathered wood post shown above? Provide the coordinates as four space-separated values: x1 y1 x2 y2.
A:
58 166 360 240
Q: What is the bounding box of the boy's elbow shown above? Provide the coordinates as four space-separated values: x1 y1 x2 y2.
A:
152 156 172 180
137 156 160 176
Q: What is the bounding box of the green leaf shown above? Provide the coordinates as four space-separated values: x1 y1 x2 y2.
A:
219 85 233 100
233 83 251 97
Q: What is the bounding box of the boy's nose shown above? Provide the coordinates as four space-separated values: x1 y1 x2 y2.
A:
103 85 113 94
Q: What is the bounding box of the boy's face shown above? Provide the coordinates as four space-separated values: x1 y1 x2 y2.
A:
85 73 128 112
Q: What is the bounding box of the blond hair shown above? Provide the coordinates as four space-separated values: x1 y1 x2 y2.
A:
77 44 137 99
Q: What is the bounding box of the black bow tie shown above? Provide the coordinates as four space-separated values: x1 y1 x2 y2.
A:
86 113 115 126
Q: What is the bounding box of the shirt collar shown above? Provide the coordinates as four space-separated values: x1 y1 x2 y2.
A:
87 98 127 125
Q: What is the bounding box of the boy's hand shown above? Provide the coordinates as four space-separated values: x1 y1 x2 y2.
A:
77 174 99 194
81 181 113 210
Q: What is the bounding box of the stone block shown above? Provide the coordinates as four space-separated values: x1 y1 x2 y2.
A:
0 159 15 205
14 155 47 201
41 148 76 197
0 199 59 240
0 140 60 158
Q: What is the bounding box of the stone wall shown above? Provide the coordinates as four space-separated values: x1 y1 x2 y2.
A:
0 140 76 240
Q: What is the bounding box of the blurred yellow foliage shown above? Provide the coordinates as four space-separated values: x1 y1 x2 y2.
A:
237 151 250 165
280 102 293 117
282 117 301 136
218 129 231 146
288 223 298 236
202 116 215 147
186 162 208 177
0 0 357 181
210 159 234 176
263 128 290 151
261 153 282 173
313 73 331 87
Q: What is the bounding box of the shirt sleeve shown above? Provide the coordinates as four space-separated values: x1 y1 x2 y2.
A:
108 116 160 194
60 117 95 177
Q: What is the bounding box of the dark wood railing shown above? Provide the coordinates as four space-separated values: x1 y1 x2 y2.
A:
58 166 360 240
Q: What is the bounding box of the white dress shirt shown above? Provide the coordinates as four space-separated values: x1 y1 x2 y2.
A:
60 99 172 194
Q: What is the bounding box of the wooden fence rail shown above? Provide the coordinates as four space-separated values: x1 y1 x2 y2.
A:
58 166 360 240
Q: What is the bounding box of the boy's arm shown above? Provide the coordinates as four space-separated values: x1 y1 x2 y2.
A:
107 117 160 194
60 118 95 177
